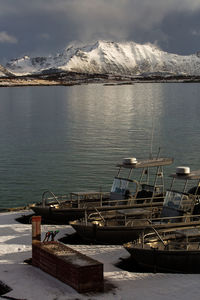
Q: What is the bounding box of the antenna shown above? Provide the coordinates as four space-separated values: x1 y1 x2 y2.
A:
150 114 155 159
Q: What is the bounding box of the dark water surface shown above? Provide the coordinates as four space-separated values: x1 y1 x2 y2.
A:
0 83 200 208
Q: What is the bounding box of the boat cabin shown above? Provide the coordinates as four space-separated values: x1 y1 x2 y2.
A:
161 166 200 220
110 157 173 203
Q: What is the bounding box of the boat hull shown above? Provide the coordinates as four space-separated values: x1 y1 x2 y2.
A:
71 223 141 244
71 220 200 244
31 206 87 223
31 201 163 224
125 247 200 273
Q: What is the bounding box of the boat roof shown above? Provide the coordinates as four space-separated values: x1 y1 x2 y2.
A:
169 170 200 180
117 157 173 169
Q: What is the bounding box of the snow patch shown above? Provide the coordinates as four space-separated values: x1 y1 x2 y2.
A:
1 211 200 299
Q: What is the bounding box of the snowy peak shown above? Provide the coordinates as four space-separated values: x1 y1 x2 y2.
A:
6 40 200 76
6 55 49 75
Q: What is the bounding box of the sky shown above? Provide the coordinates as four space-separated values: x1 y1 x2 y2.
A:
1 0 200 64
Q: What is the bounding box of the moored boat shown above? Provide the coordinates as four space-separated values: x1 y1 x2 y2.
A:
30 156 173 223
70 166 200 244
124 228 200 273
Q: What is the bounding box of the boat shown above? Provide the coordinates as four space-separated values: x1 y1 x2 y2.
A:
124 228 200 273
30 156 173 223
70 166 200 244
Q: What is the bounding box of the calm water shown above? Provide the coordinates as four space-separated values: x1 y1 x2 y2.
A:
0 83 200 208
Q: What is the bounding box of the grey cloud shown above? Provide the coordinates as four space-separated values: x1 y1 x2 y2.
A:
0 31 18 44
191 30 200 36
1 0 200 63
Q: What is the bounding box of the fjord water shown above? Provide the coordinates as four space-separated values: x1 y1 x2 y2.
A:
0 83 200 209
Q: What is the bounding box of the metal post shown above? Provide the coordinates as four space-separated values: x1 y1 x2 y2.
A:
170 178 175 191
183 180 188 193
32 216 41 244
128 168 133 179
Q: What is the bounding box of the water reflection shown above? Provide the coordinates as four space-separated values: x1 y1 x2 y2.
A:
64 83 165 156
0 83 199 208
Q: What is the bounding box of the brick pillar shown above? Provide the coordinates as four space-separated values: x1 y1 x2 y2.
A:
32 216 41 244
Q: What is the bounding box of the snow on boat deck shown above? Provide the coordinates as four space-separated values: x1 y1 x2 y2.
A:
0 211 200 300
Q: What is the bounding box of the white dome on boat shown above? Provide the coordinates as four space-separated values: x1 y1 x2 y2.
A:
123 157 137 164
176 166 190 175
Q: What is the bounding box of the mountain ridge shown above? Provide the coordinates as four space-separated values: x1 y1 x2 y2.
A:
6 40 200 77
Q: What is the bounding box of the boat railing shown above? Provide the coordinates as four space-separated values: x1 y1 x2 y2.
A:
41 189 164 209
84 194 163 208
87 210 107 221
167 239 200 250
140 226 166 248
43 193 164 208
139 228 200 250
42 190 67 207
94 208 106 222
121 213 200 227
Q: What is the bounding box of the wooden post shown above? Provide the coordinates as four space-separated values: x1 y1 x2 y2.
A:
32 216 41 244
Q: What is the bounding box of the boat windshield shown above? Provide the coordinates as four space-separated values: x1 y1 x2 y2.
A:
161 190 192 219
163 190 193 211
163 191 183 209
111 178 129 195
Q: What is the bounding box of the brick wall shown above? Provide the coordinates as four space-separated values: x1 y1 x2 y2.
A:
32 241 104 293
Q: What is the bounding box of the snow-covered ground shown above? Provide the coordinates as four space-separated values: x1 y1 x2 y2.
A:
1 211 200 300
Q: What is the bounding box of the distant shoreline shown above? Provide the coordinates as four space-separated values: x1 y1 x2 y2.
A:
1 72 200 87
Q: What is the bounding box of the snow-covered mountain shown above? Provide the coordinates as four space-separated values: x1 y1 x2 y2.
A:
6 40 200 76
0 64 14 77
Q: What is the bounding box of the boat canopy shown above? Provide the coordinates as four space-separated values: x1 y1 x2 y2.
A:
169 170 200 180
117 157 173 169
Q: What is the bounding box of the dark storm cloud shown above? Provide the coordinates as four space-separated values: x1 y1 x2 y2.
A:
160 10 200 54
1 0 200 63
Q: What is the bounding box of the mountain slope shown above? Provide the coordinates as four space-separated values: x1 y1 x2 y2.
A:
0 64 15 77
6 40 200 76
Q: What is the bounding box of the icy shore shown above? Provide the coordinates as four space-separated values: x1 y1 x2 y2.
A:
1 211 200 300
